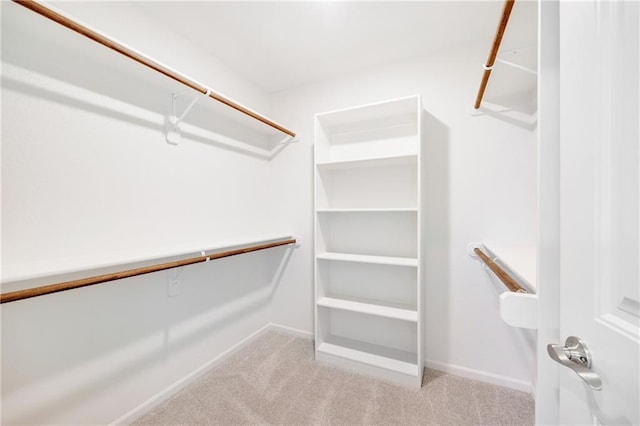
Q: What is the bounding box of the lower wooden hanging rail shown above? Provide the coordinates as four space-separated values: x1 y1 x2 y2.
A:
473 246 527 293
1 238 297 304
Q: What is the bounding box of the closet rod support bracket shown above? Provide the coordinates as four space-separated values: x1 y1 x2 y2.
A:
167 266 184 297
467 242 483 259
468 242 491 270
166 90 211 145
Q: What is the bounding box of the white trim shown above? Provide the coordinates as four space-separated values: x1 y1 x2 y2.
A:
110 323 272 425
268 323 313 340
424 359 533 394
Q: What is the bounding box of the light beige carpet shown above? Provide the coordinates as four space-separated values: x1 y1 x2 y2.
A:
134 331 534 425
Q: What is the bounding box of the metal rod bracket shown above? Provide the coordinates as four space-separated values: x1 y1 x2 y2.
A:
166 90 211 145
469 242 529 294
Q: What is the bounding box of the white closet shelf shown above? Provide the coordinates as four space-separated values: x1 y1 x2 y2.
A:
316 208 418 213
2 235 296 285
316 252 418 267
317 297 418 322
316 95 419 129
316 339 418 377
316 154 417 170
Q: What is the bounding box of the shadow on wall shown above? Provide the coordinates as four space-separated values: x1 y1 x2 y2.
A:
421 111 451 367
1 69 277 162
473 90 538 131
0 246 294 424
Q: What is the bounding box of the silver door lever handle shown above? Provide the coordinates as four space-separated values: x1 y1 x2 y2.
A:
547 336 602 390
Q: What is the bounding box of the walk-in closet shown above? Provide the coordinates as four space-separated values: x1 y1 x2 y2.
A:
1 1 638 425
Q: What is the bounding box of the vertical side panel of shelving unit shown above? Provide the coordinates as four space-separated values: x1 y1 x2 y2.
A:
416 97 424 387
313 115 323 352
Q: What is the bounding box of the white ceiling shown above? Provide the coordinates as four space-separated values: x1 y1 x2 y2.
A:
135 1 537 94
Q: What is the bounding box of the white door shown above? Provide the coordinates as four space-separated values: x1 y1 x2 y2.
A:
552 1 639 424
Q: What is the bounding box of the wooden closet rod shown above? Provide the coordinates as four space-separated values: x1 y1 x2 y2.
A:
12 0 296 137
473 247 527 293
473 0 516 109
0 238 297 304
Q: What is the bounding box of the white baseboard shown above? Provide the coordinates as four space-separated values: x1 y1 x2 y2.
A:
424 359 533 394
111 323 310 425
268 322 313 340
111 323 272 425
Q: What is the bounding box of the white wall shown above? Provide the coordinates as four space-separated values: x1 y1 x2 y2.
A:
1 2 296 424
270 45 537 391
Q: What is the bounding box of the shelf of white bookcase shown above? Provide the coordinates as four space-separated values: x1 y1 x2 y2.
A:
317 296 417 322
316 208 418 213
316 337 418 377
316 252 418 267
316 154 417 170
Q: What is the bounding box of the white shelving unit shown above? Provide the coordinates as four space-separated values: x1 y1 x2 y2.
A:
314 95 423 388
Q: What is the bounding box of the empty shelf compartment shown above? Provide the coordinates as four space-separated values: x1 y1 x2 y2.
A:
316 260 417 311
315 96 420 163
315 159 418 210
316 211 417 258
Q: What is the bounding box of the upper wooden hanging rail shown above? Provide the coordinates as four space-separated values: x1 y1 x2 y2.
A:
474 0 516 109
473 247 527 293
0 238 297 304
12 0 296 137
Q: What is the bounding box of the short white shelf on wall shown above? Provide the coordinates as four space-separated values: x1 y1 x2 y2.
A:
469 242 537 330
314 95 424 388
